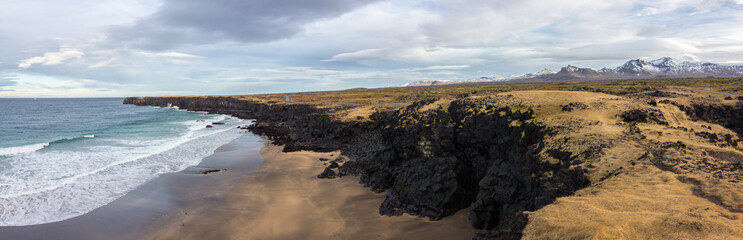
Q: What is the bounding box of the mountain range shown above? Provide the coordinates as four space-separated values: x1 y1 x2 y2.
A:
401 76 506 87
405 57 743 86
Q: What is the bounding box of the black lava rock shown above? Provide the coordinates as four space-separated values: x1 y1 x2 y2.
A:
317 167 337 179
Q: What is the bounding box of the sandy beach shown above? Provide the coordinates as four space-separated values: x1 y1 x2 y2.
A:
0 132 476 239
0 133 265 239
144 144 477 239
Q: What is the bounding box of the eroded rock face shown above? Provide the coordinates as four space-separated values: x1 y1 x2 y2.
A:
340 97 590 237
677 102 743 136
124 96 355 152
122 96 594 238
125 93 743 239
317 167 337 179
124 96 591 238
620 108 668 125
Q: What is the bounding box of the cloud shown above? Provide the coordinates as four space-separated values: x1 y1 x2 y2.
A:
88 58 118 69
414 65 471 71
4 0 743 97
75 78 129 89
0 73 18 87
18 48 85 69
134 51 203 58
106 0 382 50
325 47 486 65
637 7 659 16
546 38 702 61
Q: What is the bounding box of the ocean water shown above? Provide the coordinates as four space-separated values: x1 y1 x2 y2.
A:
0 98 248 226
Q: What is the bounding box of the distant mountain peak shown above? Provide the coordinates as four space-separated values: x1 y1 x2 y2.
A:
600 57 743 77
537 68 557 75
402 57 743 87
402 76 505 87
650 57 679 68
561 65 579 72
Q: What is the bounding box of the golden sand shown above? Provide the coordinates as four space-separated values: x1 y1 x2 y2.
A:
145 144 477 240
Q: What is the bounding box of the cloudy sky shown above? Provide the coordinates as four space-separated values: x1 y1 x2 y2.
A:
1 0 743 97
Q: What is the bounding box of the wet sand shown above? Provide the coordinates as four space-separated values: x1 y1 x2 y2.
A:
144 144 477 240
0 133 266 240
0 132 476 239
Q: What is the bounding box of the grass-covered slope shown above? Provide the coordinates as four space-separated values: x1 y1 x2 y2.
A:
124 78 743 239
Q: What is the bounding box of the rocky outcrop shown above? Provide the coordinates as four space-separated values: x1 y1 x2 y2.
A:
619 108 668 125
121 96 606 239
676 101 743 136
336 97 590 239
561 102 588 112
124 96 355 152
124 89 743 239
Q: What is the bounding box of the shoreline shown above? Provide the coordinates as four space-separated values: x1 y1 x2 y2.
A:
0 133 266 240
144 144 476 240
122 91 743 239
0 131 477 239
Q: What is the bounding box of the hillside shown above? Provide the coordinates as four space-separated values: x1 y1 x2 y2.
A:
124 78 743 239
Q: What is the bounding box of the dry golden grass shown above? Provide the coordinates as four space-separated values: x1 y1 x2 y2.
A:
149 77 743 106
142 82 743 239
492 90 743 240
253 89 743 239
523 166 743 240
336 105 377 121
419 98 453 112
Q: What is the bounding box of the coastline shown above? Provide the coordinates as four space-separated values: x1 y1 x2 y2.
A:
0 133 266 240
122 91 743 239
144 144 476 239
7 87 737 239
0 130 476 239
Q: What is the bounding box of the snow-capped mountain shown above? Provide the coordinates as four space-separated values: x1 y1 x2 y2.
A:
510 65 604 83
402 57 743 87
402 76 506 87
520 68 558 78
556 65 602 78
600 57 743 78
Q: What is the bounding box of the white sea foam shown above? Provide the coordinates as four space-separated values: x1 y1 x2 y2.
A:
0 134 101 156
0 143 49 156
0 115 248 226
182 114 227 131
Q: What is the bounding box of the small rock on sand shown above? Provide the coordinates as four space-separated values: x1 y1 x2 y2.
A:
200 169 227 175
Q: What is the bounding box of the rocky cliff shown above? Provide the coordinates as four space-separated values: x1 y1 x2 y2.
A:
124 91 743 239
124 96 356 152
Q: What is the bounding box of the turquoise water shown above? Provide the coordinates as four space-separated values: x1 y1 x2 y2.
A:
0 98 248 225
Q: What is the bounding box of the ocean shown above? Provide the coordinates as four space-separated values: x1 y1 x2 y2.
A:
0 98 248 226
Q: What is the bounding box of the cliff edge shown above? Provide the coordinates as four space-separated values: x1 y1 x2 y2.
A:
124 90 743 239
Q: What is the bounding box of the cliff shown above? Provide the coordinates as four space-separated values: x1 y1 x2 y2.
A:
123 90 743 239
124 96 355 151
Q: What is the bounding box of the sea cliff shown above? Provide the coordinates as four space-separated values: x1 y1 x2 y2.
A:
123 90 743 239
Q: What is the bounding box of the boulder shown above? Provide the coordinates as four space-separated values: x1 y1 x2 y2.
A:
200 169 227 175
317 167 337 179
560 102 588 112
328 161 340 168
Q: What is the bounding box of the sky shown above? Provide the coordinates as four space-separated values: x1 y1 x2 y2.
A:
1 0 743 97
